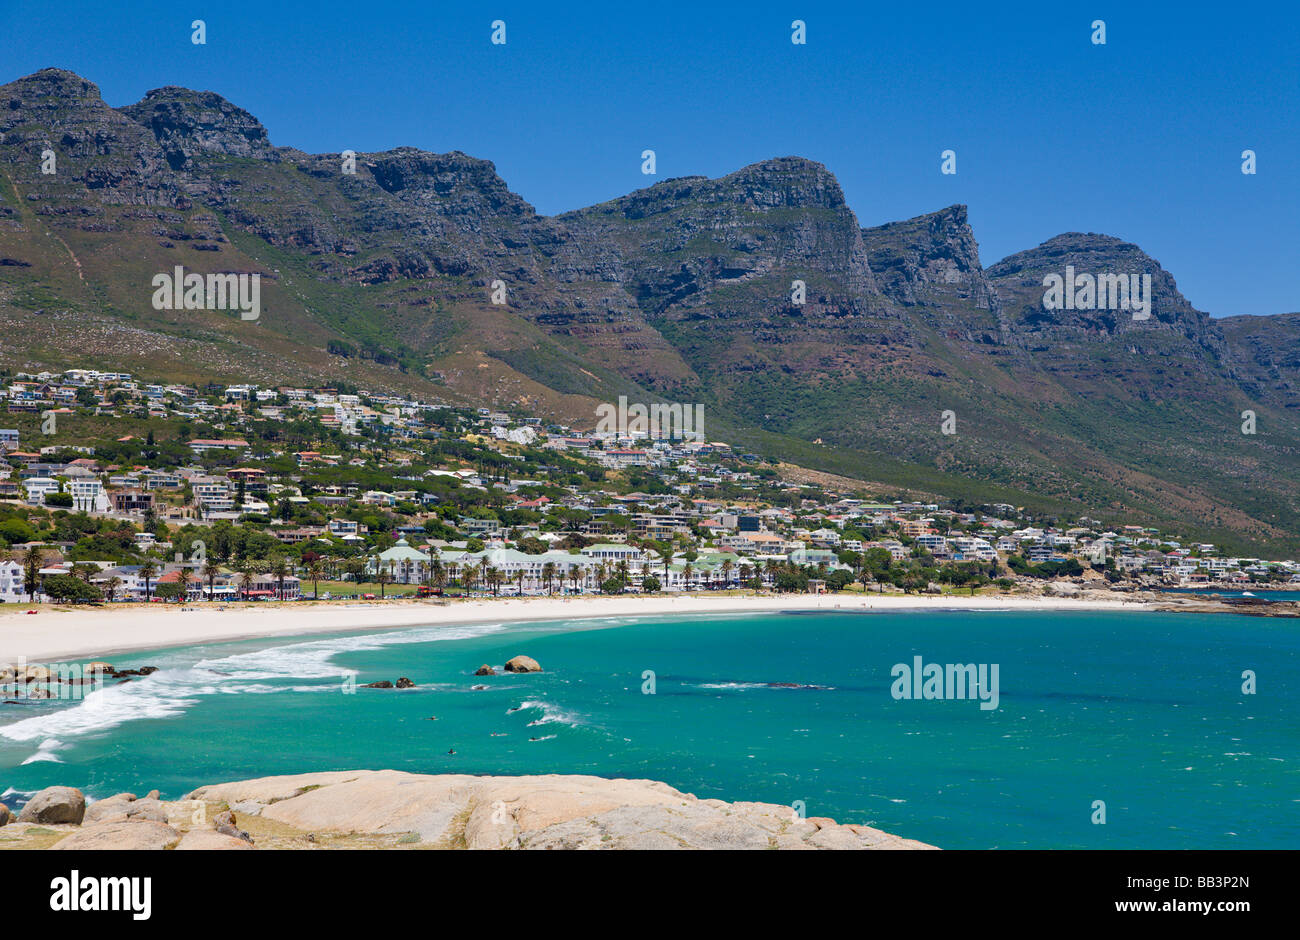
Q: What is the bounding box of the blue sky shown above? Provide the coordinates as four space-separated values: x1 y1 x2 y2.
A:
3 0 1297 315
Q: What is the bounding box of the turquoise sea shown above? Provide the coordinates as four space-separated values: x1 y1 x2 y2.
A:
1161 587 1300 602
1 609 1296 849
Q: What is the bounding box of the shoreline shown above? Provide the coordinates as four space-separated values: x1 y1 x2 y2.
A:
0 591 1148 664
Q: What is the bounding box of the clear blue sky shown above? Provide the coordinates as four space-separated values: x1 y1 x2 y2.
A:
3 0 1297 315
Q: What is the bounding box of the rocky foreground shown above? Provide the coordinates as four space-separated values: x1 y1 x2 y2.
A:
0 771 936 850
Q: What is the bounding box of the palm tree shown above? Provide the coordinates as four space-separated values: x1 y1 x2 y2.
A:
376 565 391 599
202 560 221 601
568 565 583 594
138 560 157 602
515 569 525 595
175 566 193 603
432 560 448 591
237 565 256 601
721 559 734 589
542 561 556 596
484 565 501 596
16 546 40 603
105 575 122 602
682 562 694 592
269 556 290 601
306 559 324 600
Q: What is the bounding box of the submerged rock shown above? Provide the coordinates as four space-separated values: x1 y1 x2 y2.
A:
474 664 496 676
363 680 394 689
395 677 416 689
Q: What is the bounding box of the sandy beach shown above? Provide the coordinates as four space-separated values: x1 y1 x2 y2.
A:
0 591 1147 665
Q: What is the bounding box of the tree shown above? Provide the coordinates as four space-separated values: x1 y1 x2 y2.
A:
139 560 157 602
175 567 193 603
22 546 44 601
306 559 324 599
641 574 661 593
542 561 556 595
41 573 102 603
202 560 221 600
237 565 256 601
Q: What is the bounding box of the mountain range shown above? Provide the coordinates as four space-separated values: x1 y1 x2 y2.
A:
1 68 1297 553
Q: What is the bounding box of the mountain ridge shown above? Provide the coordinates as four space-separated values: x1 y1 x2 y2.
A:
2 67 1297 553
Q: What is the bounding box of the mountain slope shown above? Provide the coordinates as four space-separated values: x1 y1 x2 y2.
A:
1 68 1298 552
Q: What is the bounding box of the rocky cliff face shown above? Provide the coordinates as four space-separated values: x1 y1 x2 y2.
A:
0 69 185 208
1220 311 1300 408
120 86 275 168
985 233 1240 399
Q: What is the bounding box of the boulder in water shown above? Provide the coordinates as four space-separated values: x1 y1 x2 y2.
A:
504 656 541 673
363 681 394 689
395 677 416 689
474 664 496 676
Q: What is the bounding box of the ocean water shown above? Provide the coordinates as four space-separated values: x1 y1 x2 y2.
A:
1 609 1295 849
1161 587 1300 602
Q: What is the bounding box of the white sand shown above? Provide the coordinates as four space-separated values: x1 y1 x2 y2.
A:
0 592 1147 665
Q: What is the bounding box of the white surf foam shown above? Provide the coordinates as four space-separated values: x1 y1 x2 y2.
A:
0 622 508 755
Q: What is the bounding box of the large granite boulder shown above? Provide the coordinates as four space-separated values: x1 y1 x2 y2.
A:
18 787 85 825
503 656 541 673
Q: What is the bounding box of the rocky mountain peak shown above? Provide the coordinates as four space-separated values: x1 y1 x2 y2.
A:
860 204 999 313
119 86 273 169
365 148 537 218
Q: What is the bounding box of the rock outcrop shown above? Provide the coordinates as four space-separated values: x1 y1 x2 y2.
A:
186 770 936 850
51 819 180 851
503 656 542 673
5 772 933 850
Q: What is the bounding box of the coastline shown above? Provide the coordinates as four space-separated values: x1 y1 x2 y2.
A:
0 591 1148 664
